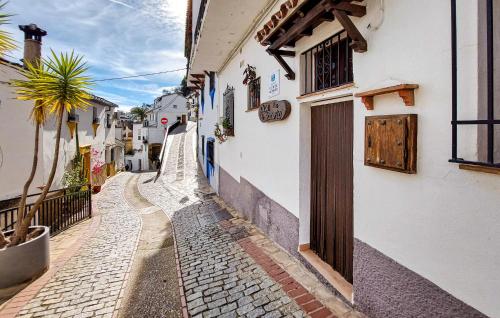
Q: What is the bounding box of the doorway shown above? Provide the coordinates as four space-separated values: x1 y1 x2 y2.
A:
310 101 354 283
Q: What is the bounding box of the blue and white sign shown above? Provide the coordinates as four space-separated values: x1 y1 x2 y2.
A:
268 69 280 98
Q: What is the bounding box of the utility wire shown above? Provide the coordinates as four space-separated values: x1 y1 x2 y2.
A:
91 67 187 82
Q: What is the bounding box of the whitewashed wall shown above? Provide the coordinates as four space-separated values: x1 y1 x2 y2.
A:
42 102 106 189
125 123 148 171
0 63 44 200
197 75 219 191
214 0 500 316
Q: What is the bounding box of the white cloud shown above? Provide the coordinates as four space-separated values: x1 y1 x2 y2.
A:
4 0 187 110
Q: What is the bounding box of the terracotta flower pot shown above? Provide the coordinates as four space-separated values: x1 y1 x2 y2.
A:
92 185 101 193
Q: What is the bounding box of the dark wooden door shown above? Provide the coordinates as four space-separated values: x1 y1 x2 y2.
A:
310 101 354 283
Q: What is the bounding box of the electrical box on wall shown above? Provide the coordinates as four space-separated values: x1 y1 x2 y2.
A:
365 114 418 174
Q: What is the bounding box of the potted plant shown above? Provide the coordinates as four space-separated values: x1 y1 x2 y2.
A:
243 64 256 85
222 117 234 136
0 45 92 289
90 148 105 193
214 124 227 143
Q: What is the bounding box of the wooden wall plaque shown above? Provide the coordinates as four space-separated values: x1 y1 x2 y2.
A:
365 114 417 174
258 100 291 122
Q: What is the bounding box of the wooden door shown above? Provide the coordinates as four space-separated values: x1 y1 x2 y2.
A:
310 101 354 283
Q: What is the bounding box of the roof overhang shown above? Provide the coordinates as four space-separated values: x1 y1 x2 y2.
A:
188 0 274 78
256 0 367 80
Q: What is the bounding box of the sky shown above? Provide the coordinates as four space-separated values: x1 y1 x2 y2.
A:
4 0 187 111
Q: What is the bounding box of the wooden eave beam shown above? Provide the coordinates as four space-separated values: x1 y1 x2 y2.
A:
269 0 333 51
191 74 205 79
331 8 367 52
267 49 295 80
331 2 366 17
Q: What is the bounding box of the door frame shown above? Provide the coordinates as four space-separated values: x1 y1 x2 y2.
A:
297 97 355 301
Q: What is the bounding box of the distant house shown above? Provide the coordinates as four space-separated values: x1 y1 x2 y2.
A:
125 93 188 171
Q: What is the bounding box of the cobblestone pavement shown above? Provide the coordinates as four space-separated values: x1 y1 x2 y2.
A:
138 123 309 317
17 174 141 318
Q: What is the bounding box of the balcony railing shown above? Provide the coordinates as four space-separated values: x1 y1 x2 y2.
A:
301 29 353 95
0 185 92 237
67 114 79 123
143 120 157 128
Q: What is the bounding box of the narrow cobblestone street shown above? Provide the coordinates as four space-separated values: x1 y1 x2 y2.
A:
2 123 361 318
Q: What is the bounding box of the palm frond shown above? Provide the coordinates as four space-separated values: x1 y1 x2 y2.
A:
11 50 93 123
0 2 17 57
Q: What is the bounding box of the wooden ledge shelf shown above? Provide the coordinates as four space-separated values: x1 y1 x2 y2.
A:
459 164 500 175
355 84 419 110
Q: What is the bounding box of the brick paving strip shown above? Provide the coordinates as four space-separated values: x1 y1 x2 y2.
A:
2 174 142 318
0 215 102 318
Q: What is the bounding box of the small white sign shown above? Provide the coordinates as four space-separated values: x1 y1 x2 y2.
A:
268 69 280 98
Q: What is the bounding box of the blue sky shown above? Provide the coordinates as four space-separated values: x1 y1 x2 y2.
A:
4 0 187 111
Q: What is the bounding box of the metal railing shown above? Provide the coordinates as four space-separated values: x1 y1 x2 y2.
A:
0 185 92 237
301 29 353 95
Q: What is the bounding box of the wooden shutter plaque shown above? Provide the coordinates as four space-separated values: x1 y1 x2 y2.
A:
365 114 417 174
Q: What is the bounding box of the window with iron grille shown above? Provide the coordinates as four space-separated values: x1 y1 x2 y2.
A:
223 85 235 136
450 0 500 168
247 77 261 111
301 30 353 95
201 135 205 156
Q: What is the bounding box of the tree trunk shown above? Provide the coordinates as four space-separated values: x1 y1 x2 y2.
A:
9 107 65 246
14 123 40 235
0 231 9 249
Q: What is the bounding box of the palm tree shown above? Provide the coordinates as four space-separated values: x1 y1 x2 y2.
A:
130 106 147 122
8 62 49 245
8 50 92 246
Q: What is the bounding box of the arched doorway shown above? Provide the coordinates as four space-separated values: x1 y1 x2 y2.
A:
148 143 162 170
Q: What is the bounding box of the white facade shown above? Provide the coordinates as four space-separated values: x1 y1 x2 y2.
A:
0 61 44 200
42 97 118 189
188 0 500 317
125 123 149 171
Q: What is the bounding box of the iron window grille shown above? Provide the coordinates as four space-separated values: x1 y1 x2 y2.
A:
67 109 79 122
450 0 500 168
248 77 261 111
201 135 205 156
223 85 235 136
92 107 99 124
301 29 353 96
106 114 112 128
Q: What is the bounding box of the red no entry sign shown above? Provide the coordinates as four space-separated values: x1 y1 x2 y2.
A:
161 117 168 125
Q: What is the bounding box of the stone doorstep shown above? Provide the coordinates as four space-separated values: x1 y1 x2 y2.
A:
0 211 102 318
215 204 363 318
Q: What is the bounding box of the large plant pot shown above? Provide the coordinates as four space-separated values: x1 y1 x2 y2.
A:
0 226 50 289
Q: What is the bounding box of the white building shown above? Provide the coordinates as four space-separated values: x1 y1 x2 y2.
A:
186 1 500 317
126 93 188 171
42 95 120 189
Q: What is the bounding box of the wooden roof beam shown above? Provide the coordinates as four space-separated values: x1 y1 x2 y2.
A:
191 74 205 79
267 49 295 80
331 2 366 17
332 8 367 52
269 0 333 50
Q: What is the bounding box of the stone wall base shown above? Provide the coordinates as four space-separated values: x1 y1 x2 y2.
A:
219 167 299 257
353 239 487 318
